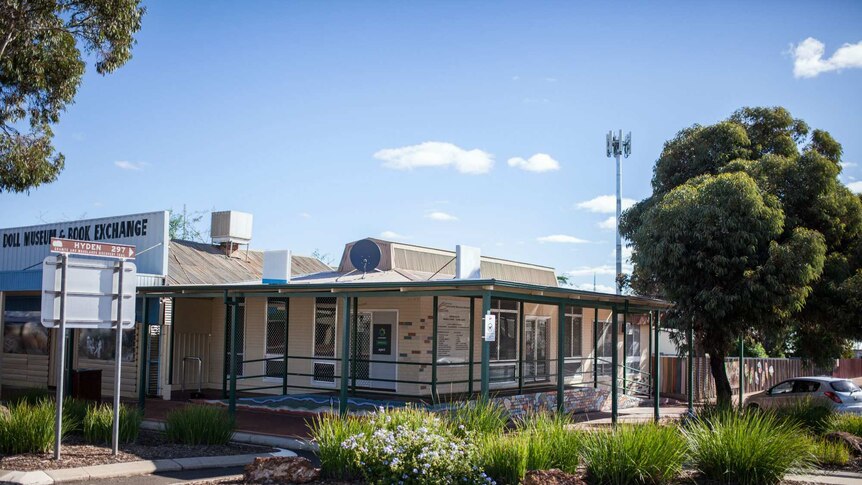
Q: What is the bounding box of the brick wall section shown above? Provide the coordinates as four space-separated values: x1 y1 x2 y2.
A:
491 387 643 416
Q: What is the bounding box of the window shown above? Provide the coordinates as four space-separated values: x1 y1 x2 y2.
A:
596 320 614 377
831 380 861 393
792 380 820 393
489 299 518 361
563 307 582 358
625 321 641 374
265 299 288 378
770 380 793 395
77 329 136 362
314 297 337 357
224 300 245 377
3 296 49 355
313 297 337 384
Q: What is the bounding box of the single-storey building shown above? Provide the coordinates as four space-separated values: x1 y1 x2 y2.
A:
2 210 678 421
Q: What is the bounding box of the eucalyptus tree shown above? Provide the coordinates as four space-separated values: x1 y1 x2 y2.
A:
621 107 862 405
0 0 145 193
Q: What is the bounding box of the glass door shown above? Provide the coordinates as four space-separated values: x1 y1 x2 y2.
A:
524 317 549 382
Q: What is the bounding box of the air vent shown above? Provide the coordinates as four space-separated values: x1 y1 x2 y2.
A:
211 211 253 244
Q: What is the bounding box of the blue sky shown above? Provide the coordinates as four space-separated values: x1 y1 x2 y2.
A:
2 1 862 292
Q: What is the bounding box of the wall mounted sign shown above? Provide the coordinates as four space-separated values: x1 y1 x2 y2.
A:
436 297 470 364
373 324 391 355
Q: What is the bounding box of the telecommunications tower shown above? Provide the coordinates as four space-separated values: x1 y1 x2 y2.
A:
606 130 631 295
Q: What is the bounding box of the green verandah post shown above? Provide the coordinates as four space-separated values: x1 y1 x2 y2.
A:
339 296 352 415
469 298 475 395
654 310 661 423
611 305 619 425
222 291 229 399
481 292 491 401
432 296 439 403
168 297 175 388
687 321 694 415
593 308 599 388
351 297 358 392
228 297 239 418
557 302 565 413
518 301 525 394
282 298 290 396
138 296 149 411
622 301 628 395
738 335 745 411
647 311 653 396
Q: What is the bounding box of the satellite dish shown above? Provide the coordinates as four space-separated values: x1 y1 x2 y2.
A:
349 239 382 273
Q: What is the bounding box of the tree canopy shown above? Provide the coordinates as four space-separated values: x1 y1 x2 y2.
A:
0 0 145 193
621 106 862 405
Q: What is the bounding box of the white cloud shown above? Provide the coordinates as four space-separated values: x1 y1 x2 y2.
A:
507 153 560 173
537 234 589 244
848 181 862 194
380 230 409 240
566 265 615 277
792 37 862 78
374 141 494 174
544 77 558 82
598 216 616 230
426 211 458 221
114 160 148 171
576 195 636 214
573 282 616 294
840 161 858 169
298 212 312 219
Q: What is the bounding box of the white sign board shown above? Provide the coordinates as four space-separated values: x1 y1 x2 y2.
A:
436 297 471 364
484 313 496 342
41 256 137 329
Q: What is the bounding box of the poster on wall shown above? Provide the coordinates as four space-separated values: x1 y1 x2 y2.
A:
436 297 471 364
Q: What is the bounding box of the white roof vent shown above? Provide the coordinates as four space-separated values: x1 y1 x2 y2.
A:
263 250 291 284
211 211 253 245
456 245 481 279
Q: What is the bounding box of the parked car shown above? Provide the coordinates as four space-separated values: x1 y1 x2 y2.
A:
744 376 862 413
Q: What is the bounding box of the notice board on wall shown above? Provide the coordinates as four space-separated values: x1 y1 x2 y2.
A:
436 297 471 364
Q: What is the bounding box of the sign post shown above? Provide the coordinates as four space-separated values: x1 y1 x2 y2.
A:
52 254 68 461
42 238 136 460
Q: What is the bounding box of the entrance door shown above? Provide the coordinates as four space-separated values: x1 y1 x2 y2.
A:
224 301 245 378
354 311 397 391
524 317 549 382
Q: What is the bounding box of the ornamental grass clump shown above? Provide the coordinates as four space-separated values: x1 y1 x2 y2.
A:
516 411 583 473
685 409 813 485
581 423 687 485
446 398 508 437
340 406 490 485
309 412 371 480
475 432 528 485
828 413 862 437
772 398 834 435
810 438 851 467
83 403 142 445
0 398 66 454
165 405 234 445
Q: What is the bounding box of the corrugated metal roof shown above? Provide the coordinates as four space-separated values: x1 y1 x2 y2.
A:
167 240 330 286
337 238 558 286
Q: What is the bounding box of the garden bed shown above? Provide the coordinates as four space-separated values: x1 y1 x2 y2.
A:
0 429 275 472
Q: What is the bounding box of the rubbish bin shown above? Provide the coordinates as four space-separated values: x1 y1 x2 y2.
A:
70 369 102 402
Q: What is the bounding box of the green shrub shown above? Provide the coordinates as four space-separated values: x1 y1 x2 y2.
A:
810 438 850 467
340 407 486 485
685 410 813 485
476 433 528 485
446 398 508 437
581 423 687 485
0 399 69 454
828 413 862 437
83 403 142 445
516 412 582 473
773 398 834 435
164 405 234 445
309 412 371 480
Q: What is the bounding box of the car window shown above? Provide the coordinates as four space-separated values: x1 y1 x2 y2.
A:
831 380 862 392
770 381 794 395
792 381 820 393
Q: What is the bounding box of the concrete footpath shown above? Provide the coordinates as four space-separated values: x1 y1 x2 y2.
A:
787 469 862 485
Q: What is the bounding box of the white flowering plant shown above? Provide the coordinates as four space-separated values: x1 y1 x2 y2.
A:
341 407 494 485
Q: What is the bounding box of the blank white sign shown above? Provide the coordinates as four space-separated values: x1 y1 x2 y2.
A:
41 256 137 329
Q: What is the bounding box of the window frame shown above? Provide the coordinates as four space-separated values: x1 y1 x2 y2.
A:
312 297 338 386
263 298 288 381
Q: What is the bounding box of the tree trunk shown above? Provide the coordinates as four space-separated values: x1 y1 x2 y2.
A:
708 347 733 408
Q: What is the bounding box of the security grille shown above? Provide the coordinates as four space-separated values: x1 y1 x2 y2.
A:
224 300 245 377
265 299 288 378
351 313 372 384
313 297 337 383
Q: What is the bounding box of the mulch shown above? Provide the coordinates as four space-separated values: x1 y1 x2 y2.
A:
0 430 275 471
